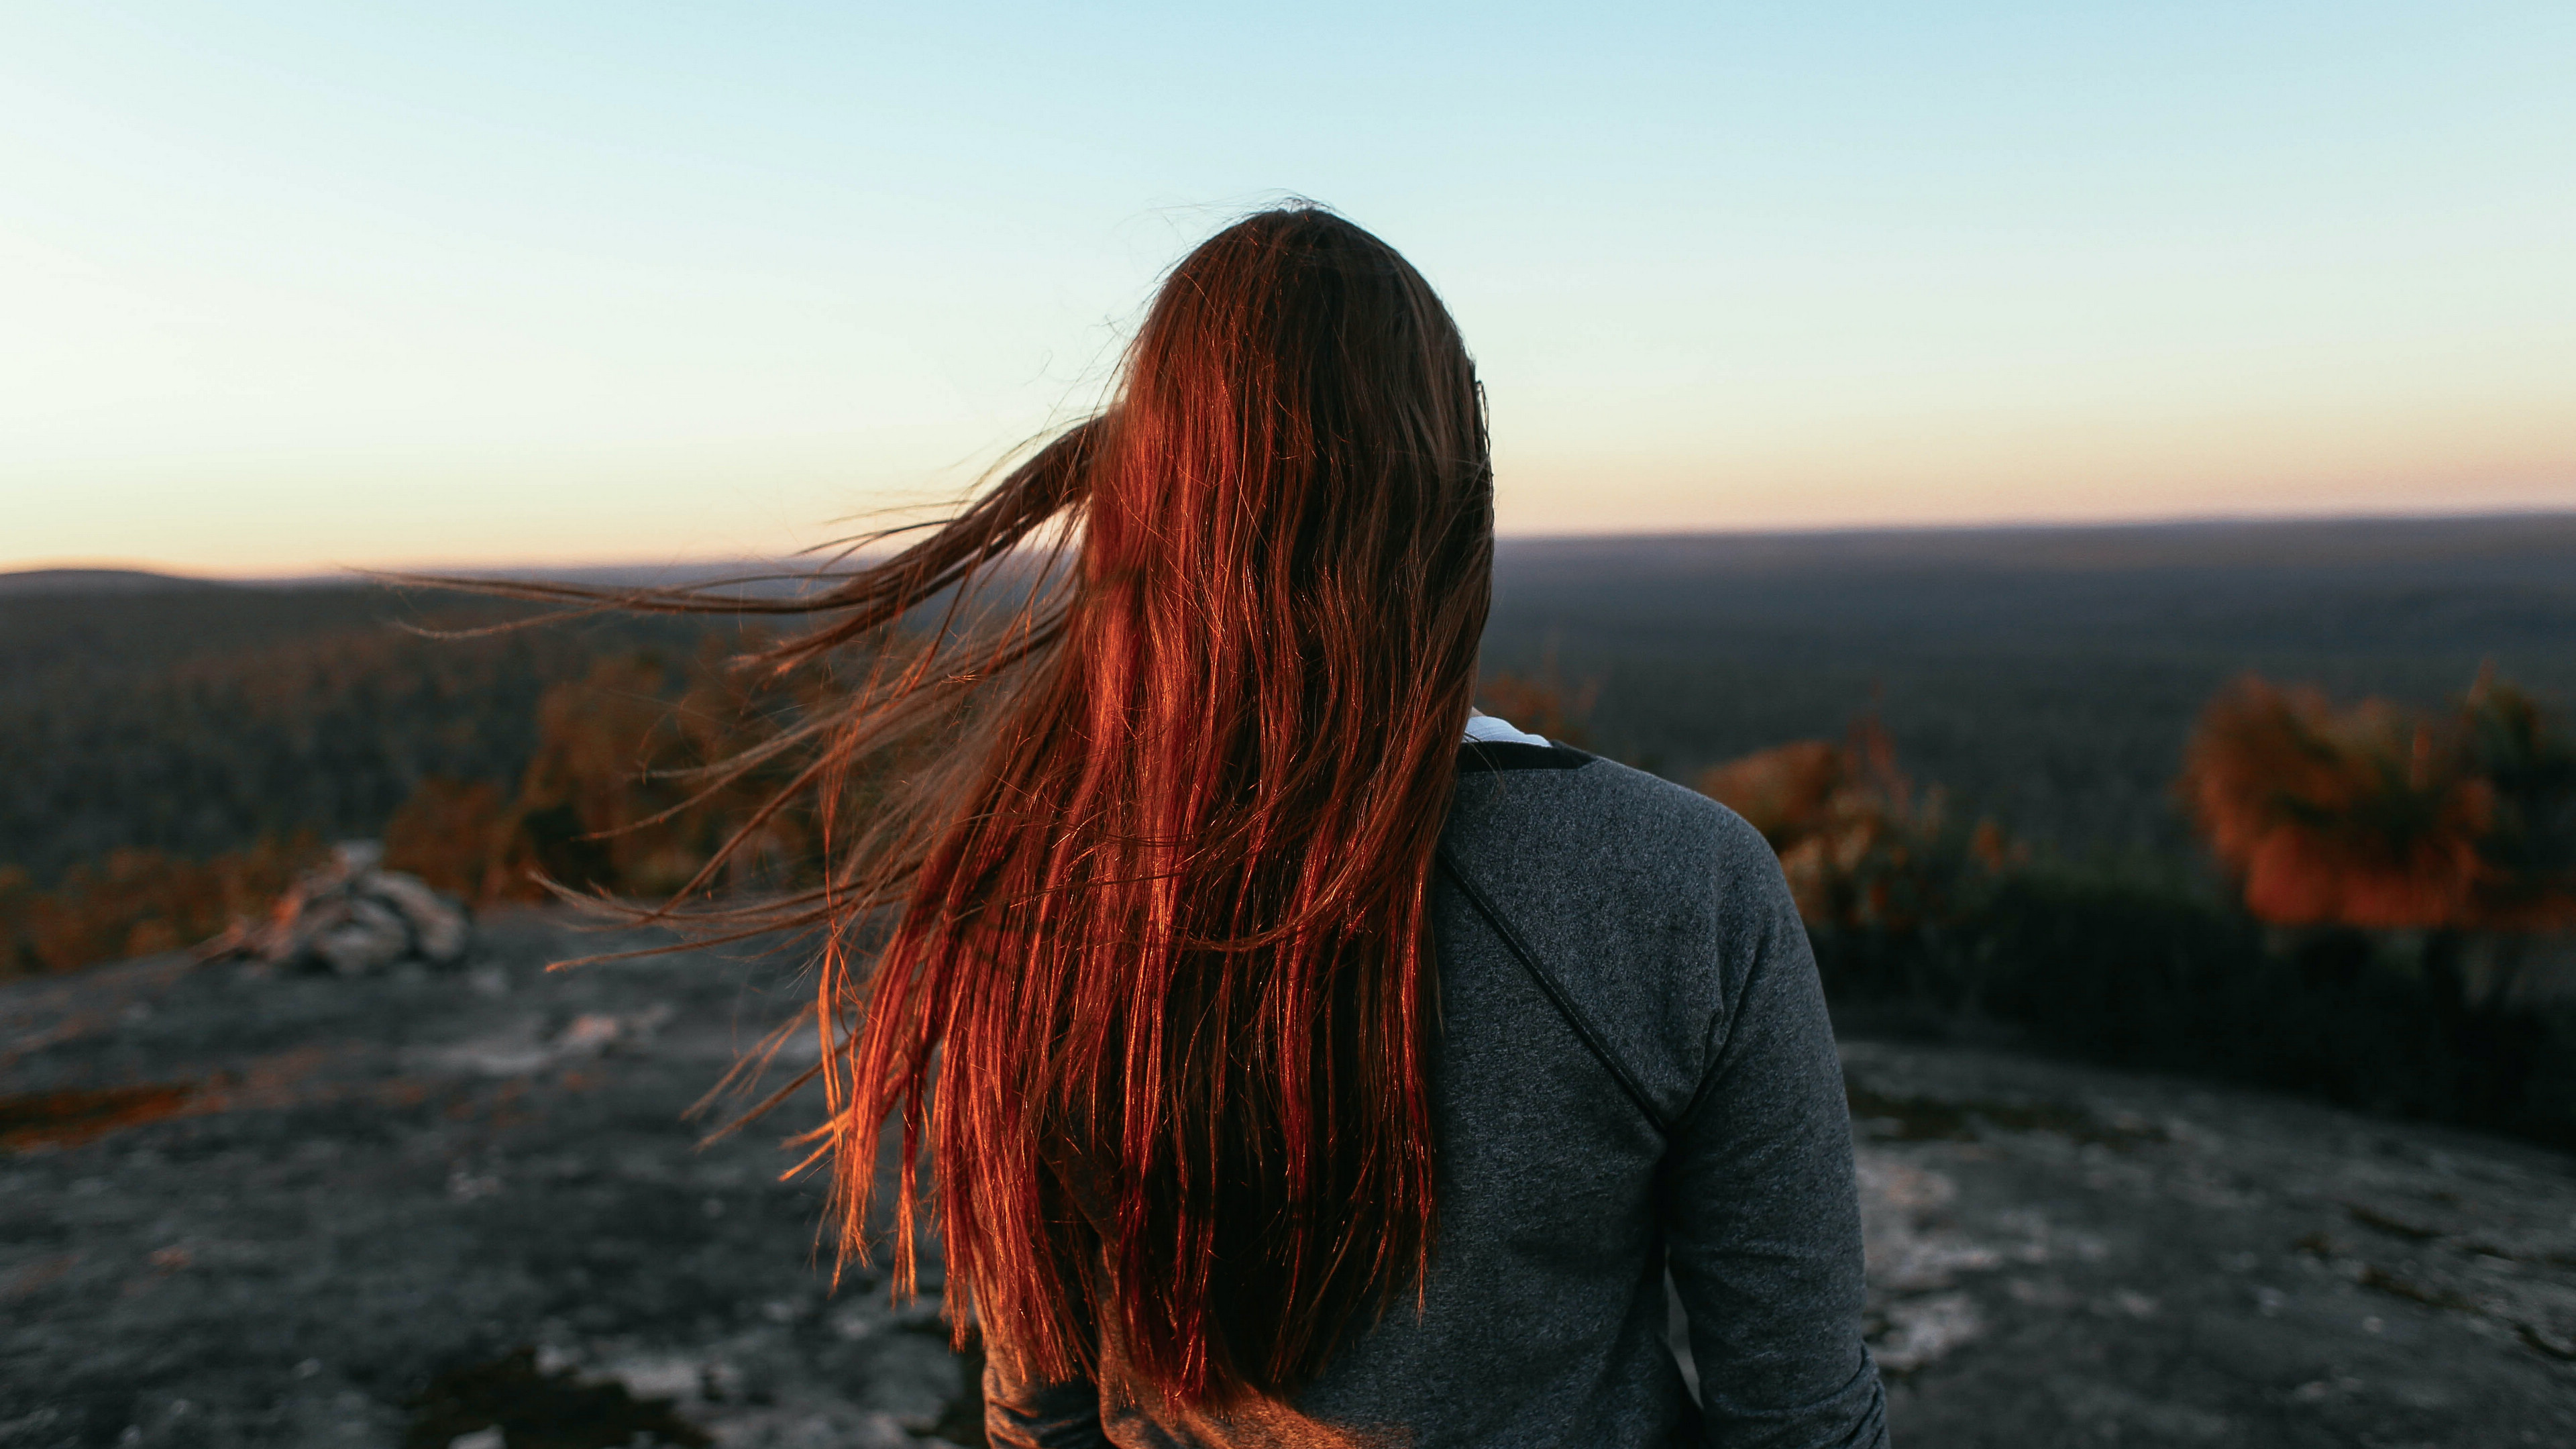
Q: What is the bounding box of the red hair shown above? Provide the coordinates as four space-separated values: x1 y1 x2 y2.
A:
466 208 1493 1407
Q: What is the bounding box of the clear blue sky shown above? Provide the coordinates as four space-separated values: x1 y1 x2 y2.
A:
5 2 2571 574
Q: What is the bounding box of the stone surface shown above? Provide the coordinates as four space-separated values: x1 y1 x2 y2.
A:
2 910 964 1449
1841 1039 2576 1446
5 911 2575 1446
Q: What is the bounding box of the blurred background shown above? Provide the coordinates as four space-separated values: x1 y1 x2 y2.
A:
5 4 2574 1447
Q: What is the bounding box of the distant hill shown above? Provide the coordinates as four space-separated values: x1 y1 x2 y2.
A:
1499 511 2576 577
0 579 727 885
237 561 846 602
6 513 2573 884
0 568 228 597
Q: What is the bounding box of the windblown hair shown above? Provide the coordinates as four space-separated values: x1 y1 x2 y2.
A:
448 208 1493 1407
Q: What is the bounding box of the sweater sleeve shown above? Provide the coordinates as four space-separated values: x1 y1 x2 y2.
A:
981 1324 1112 1449
1662 853 1888 1449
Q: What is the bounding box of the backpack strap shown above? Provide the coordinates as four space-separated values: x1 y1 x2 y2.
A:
1434 845 1673 1139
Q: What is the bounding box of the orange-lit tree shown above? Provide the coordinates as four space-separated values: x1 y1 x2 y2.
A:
5 637 857 975
1474 663 1600 749
380 779 518 901
2177 677 2491 930
0 835 327 977
2458 672 2576 931
1697 716 2013 932
384 637 841 905
2178 671 2576 1012
2178 672 2576 935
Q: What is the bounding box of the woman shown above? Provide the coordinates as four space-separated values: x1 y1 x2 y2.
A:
523 207 1885 1446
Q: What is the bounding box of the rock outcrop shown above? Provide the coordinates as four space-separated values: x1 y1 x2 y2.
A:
199 841 471 975
7 914 2574 1447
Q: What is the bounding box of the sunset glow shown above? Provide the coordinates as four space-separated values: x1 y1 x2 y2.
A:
5 3 2571 576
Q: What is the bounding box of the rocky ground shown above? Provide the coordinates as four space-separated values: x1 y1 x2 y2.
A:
1839 1041 2576 1446
5 910 2573 1448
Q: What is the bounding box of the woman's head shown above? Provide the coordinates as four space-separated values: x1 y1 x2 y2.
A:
1062 205 1495 951
459 206 1491 1410
1096 205 1489 620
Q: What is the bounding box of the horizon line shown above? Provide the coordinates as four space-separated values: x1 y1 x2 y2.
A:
11 502 2576 586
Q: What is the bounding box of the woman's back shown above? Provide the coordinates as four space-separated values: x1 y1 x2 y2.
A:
985 741 1888 1448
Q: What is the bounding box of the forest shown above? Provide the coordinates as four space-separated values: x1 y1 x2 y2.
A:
6 515 2576 1141
1479 513 2576 869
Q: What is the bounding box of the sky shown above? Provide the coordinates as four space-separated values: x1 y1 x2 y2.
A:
4 3 2572 576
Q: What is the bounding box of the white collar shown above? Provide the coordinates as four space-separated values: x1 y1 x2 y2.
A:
1462 709 1550 747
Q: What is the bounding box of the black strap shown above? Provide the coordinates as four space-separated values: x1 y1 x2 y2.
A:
1456 739 1595 773
1434 845 1671 1138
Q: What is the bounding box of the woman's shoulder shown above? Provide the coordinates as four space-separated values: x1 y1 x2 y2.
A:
1450 742 1776 883
1440 744 1801 1129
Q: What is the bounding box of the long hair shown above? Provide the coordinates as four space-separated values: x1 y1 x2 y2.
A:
461 207 1493 1407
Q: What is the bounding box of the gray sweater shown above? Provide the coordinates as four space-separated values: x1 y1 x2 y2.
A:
983 742 1890 1448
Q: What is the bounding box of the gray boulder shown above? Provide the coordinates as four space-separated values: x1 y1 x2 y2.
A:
201 841 473 975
